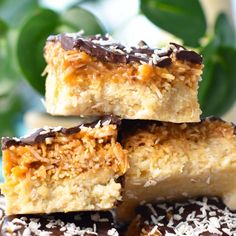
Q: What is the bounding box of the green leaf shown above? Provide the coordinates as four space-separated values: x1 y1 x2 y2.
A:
0 0 39 27
214 12 235 47
140 0 206 47
0 87 23 138
0 30 22 95
198 39 218 105
198 59 216 107
199 46 236 117
0 18 8 36
59 7 104 35
17 9 59 95
199 14 236 117
17 7 105 95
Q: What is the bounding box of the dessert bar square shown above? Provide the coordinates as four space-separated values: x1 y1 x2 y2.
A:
118 118 236 220
1 210 119 236
126 197 236 235
1 117 128 215
44 33 203 123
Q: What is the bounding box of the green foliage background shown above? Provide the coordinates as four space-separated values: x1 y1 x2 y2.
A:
0 0 236 137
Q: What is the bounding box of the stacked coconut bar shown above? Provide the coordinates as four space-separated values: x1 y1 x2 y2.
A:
1 116 129 215
1 32 236 235
44 34 202 123
118 118 236 221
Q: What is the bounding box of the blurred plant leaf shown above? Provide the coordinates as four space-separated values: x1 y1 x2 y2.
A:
199 46 236 117
199 12 236 117
0 30 22 96
0 86 24 137
0 18 7 36
59 7 104 34
140 0 206 47
0 0 39 27
198 39 218 105
17 7 105 95
214 12 235 47
198 61 216 109
17 9 59 95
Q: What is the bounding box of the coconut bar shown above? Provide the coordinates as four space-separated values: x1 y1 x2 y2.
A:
44 33 203 123
118 118 236 220
126 197 236 236
1 117 128 215
0 194 121 235
0 211 120 236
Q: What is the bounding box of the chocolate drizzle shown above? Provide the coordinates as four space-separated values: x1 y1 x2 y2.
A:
2 116 235 150
121 116 236 132
176 50 203 64
47 33 203 67
1 211 117 236
135 197 236 235
1 115 121 150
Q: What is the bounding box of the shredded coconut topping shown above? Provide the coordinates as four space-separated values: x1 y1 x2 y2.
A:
140 197 236 236
2 212 116 236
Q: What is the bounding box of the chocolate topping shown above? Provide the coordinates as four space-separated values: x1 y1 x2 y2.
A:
135 197 236 235
47 33 203 66
0 211 118 236
205 116 236 135
120 116 236 133
1 115 121 150
2 116 235 150
176 50 203 64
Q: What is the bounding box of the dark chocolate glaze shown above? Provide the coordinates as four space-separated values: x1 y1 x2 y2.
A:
0 211 119 236
134 197 236 236
120 116 236 136
176 50 203 64
1 115 121 150
47 33 203 66
206 116 236 135
2 116 235 150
